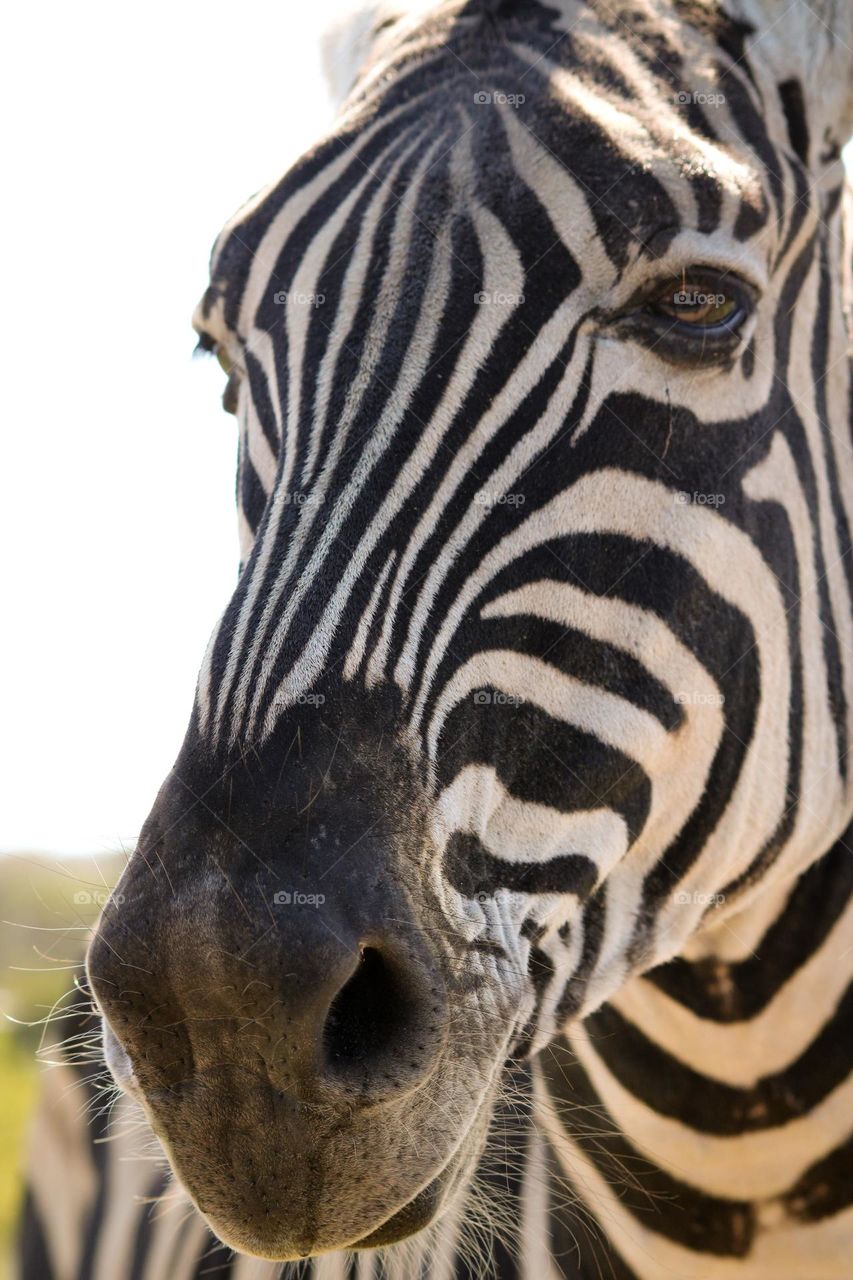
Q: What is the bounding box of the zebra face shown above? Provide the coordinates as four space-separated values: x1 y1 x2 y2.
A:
88 0 853 1263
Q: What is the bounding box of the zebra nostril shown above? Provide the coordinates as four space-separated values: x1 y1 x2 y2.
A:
322 944 429 1083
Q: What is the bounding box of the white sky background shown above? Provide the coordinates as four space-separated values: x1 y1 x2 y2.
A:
1 3 345 853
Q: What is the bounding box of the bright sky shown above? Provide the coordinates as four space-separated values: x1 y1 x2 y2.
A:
1 3 344 853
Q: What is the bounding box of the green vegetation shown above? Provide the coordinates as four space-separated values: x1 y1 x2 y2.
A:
0 1035 37 1280
0 852 124 1280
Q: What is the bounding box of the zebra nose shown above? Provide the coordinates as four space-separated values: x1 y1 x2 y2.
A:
88 900 447 1107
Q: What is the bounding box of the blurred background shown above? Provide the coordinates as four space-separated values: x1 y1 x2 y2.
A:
0 4 344 1274
3 7 851 1279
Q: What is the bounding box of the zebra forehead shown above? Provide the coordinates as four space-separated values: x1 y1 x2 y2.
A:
196 0 777 345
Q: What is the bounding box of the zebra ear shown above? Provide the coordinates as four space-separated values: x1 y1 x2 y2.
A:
320 1 431 107
724 0 853 162
321 3 390 106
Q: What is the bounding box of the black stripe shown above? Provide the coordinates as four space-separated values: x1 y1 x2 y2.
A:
583 989 853 1134
784 1129 853 1224
542 1038 755 1256
445 831 598 899
475 614 684 731
435 702 652 844
647 822 853 1019
244 351 280 458
239 444 267 535
556 887 607 1021
777 79 811 166
128 1173 169 1280
811 236 851 783
513 940 557 1058
16 1187 55 1280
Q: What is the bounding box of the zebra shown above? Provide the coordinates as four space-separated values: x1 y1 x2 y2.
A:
18 0 853 1276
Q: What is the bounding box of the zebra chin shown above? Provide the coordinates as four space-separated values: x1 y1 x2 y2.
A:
93 994 500 1261
140 1080 490 1261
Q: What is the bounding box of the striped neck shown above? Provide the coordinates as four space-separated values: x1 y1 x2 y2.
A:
533 829 853 1276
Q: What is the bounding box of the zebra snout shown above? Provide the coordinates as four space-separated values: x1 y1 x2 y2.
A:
86 882 465 1257
87 884 448 1109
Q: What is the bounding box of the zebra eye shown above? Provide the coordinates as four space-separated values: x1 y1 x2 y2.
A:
652 286 739 328
642 271 753 337
617 268 756 362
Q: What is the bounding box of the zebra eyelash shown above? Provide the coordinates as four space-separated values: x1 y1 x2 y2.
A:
193 330 218 357
193 330 235 369
193 331 242 415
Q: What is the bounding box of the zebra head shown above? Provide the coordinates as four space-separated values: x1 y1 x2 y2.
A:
88 0 853 1262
